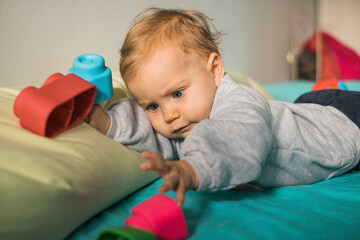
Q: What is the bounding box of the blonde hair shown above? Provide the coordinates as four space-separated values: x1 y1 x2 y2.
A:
119 7 223 83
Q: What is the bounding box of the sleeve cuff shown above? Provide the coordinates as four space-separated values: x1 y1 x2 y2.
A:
105 110 121 139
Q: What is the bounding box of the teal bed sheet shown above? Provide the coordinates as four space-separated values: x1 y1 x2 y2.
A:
265 80 360 102
67 80 360 240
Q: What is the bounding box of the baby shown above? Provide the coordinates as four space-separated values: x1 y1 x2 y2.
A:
87 8 360 207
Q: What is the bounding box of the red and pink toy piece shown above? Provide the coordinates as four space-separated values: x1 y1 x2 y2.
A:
13 73 96 138
124 194 188 240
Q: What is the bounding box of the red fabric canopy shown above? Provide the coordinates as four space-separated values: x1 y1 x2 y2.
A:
302 32 360 80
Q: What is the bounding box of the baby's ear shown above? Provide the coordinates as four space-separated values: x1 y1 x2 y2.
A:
207 52 224 87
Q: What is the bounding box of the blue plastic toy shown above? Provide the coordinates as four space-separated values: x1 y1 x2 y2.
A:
69 54 113 104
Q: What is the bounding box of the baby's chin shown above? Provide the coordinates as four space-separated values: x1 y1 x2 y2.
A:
168 134 187 139
161 131 188 139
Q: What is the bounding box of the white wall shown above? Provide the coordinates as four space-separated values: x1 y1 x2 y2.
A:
320 0 360 54
0 0 291 87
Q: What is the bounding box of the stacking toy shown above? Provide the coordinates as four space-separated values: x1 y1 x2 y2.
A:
68 54 113 104
98 226 157 240
97 194 188 240
13 73 96 138
311 78 348 91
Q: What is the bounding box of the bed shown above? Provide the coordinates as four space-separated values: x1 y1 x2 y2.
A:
1 72 360 240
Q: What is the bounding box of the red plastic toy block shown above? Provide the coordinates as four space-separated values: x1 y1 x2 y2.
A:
13 73 96 138
124 194 188 240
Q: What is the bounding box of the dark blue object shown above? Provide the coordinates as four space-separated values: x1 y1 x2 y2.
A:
295 89 360 128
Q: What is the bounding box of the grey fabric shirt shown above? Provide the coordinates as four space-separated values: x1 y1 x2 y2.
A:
106 74 360 191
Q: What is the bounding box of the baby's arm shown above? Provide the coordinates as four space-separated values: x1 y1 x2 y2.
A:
139 151 199 207
86 99 177 160
84 104 111 135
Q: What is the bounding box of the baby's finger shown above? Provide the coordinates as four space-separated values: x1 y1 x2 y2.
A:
175 187 186 208
140 151 171 173
174 178 187 207
141 151 159 160
139 151 161 171
139 160 152 171
159 173 179 193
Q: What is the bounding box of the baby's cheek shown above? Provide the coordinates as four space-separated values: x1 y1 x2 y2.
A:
190 104 211 121
151 120 172 137
187 92 214 121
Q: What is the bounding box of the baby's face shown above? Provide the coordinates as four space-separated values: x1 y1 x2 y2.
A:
127 46 220 138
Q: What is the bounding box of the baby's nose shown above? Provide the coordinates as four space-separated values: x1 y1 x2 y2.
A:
162 106 180 123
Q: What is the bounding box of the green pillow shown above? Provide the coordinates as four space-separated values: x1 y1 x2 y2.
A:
0 83 158 240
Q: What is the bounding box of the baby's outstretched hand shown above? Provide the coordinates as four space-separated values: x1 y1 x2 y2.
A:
140 151 199 207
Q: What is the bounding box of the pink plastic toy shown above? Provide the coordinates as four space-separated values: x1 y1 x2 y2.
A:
124 194 188 240
13 73 96 138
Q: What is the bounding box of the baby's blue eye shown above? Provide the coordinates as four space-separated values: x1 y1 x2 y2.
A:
172 89 184 98
148 104 159 111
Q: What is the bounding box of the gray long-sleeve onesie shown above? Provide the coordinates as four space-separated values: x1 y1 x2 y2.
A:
106 74 360 191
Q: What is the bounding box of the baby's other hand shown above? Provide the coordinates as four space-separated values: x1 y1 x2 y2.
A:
139 151 199 207
84 104 110 135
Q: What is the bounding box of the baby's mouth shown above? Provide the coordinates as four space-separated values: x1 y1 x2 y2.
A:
173 123 191 133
